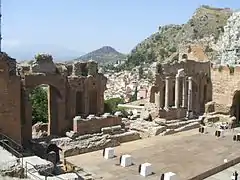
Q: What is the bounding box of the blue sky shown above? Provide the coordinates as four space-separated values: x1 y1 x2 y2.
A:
1 0 240 60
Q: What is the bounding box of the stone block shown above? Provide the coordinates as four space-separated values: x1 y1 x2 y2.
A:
87 114 96 119
47 151 57 165
164 172 178 180
139 163 152 177
103 147 115 159
102 113 112 118
114 111 123 117
205 101 215 113
66 131 78 138
120 154 132 167
198 126 208 134
73 116 82 121
215 129 224 138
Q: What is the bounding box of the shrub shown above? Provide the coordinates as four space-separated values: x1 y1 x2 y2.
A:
104 97 125 113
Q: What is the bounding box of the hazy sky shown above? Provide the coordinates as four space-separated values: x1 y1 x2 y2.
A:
2 0 240 55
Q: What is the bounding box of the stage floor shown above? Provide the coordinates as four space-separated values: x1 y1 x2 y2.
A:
66 129 240 180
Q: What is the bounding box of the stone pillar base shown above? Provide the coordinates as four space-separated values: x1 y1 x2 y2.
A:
186 111 193 119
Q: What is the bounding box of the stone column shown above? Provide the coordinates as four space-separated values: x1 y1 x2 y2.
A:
155 92 161 108
182 77 187 108
175 75 180 108
187 77 193 113
164 77 170 110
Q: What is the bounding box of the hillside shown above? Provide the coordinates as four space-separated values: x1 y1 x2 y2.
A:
73 46 127 65
125 5 233 68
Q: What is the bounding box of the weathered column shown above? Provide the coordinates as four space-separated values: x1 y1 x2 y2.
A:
155 92 161 108
164 77 170 110
175 75 180 108
182 77 187 108
187 77 193 113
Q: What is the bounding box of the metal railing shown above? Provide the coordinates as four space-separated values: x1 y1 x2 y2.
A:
0 135 23 168
0 133 24 154
25 161 65 180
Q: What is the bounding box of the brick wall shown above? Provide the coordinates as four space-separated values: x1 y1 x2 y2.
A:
73 116 122 135
0 76 22 144
211 65 240 112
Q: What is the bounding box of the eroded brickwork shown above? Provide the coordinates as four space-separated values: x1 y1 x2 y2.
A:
0 53 107 145
211 65 240 114
0 53 21 143
150 59 212 119
73 115 122 135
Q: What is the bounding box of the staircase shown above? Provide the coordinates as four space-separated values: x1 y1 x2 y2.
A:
0 133 24 158
155 118 201 136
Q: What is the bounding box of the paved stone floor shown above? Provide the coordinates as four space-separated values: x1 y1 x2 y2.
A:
66 129 240 180
0 146 17 165
205 163 240 180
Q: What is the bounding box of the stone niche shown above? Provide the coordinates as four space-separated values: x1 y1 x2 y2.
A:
31 54 56 74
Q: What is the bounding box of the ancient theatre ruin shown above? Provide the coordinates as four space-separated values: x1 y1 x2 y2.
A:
0 53 107 145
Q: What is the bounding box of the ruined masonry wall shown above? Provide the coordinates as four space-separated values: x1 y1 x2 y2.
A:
73 116 122 135
0 73 22 143
211 65 240 111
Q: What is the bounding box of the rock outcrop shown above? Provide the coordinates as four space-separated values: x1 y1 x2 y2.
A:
217 11 240 65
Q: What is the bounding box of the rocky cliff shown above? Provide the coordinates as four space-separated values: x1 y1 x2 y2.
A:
217 11 240 65
126 5 233 68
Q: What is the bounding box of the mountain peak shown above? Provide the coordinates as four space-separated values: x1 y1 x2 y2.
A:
73 46 127 65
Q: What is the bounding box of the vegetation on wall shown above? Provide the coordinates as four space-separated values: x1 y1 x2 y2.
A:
29 86 48 124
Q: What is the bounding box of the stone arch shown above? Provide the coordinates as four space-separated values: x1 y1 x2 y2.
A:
21 75 66 145
230 90 240 124
27 84 62 132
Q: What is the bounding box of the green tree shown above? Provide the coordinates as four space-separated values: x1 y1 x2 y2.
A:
29 86 48 124
104 97 125 113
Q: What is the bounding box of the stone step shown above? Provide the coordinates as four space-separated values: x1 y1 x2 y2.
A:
165 119 201 129
174 122 200 132
159 122 201 136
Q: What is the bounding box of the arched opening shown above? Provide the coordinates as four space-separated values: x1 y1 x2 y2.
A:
89 90 98 114
29 84 62 139
76 91 84 115
231 91 240 124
